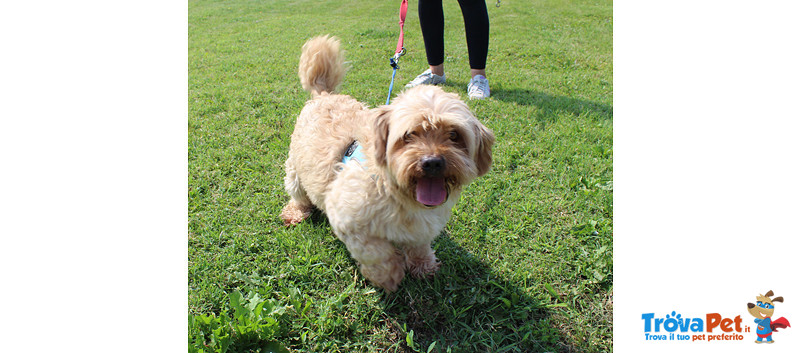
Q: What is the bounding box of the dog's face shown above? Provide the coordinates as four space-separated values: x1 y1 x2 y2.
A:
374 85 494 208
747 290 783 319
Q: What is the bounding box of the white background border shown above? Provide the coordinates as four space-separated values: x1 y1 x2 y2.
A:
615 0 799 351
1 1 186 351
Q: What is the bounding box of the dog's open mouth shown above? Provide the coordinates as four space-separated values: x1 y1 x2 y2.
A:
415 176 448 207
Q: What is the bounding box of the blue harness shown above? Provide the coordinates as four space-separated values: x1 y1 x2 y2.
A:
342 140 367 166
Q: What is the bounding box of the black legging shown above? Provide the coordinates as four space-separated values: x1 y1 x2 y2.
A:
418 0 490 70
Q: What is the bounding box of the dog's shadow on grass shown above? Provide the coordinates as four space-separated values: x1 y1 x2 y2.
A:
301 209 575 351
305 209 329 226
379 233 574 352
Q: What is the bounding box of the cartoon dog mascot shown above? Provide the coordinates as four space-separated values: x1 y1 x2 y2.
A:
747 290 791 343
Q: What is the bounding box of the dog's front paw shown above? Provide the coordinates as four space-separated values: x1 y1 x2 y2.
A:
404 245 440 278
360 254 405 292
406 254 440 278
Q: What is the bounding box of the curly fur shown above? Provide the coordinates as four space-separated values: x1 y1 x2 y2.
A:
281 35 494 291
297 35 345 95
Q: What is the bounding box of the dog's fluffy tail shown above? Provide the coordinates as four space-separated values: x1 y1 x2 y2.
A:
298 35 345 95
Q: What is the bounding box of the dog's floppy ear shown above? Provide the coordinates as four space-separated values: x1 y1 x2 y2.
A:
773 296 784 303
473 121 495 176
765 290 774 297
373 106 392 166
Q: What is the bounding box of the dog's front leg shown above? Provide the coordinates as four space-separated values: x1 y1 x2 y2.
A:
403 243 440 278
339 234 405 292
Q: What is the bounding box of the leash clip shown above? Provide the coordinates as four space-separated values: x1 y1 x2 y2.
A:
390 47 406 69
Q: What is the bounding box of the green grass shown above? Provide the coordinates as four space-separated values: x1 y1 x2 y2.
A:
189 0 612 351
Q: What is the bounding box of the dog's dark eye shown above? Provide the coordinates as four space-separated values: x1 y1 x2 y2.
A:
404 132 415 142
448 130 459 141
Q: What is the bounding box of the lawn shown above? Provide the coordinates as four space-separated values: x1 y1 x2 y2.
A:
189 0 612 351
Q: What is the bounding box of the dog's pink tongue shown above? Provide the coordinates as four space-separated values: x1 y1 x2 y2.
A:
416 177 447 206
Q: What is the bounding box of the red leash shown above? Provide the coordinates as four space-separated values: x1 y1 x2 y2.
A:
387 0 408 104
395 0 408 55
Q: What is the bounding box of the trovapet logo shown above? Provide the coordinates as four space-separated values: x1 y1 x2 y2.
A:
641 312 746 342
640 289 792 344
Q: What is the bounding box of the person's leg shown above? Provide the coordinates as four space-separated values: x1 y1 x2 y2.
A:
419 0 446 74
470 68 486 78
407 0 447 87
457 0 490 77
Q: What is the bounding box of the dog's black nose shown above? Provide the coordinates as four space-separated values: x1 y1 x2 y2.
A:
747 303 755 309
421 156 445 176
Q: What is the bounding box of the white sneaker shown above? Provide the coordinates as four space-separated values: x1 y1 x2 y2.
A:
467 75 490 99
405 69 446 88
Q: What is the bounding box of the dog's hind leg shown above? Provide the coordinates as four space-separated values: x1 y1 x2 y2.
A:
280 161 314 226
